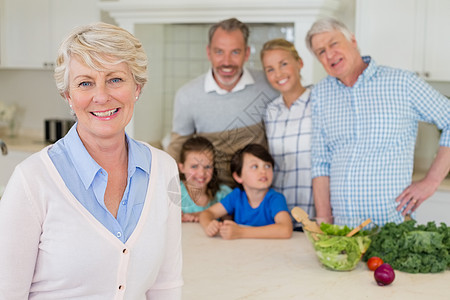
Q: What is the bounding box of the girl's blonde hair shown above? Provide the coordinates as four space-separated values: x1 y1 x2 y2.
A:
54 22 148 95
260 38 301 62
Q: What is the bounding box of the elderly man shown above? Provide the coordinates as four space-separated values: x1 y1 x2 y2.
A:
167 18 278 187
306 18 450 226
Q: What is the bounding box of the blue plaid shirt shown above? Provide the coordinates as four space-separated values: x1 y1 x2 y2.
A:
264 88 314 224
311 56 450 226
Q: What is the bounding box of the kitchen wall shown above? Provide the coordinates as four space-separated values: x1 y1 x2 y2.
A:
0 0 352 141
0 0 448 173
133 22 294 144
415 81 450 172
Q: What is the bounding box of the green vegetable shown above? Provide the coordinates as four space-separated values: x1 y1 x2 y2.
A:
307 223 374 271
363 220 450 273
320 223 352 236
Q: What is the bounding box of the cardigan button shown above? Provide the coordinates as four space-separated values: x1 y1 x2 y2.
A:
118 284 125 290
122 248 128 254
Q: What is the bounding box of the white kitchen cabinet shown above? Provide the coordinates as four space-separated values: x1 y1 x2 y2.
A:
356 0 450 81
422 0 450 81
0 0 50 68
0 0 99 69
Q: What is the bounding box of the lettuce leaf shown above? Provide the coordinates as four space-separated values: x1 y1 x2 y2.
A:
320 223 352 236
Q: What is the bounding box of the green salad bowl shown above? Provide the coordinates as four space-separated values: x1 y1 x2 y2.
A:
304 218 380 271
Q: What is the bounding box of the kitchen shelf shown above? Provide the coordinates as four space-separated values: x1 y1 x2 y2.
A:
0 131 47 153
2 133 448 191
0 132 163 154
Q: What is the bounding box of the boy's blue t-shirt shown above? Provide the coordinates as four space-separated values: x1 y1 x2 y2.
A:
220 188 289 226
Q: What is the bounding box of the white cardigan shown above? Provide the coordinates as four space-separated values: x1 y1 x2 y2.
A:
0 144 183 299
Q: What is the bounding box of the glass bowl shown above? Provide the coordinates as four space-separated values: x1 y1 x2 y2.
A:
304 217 379 271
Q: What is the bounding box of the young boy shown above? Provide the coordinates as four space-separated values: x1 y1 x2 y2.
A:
199 144 293 239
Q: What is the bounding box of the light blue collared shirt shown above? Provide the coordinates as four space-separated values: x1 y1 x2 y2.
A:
48 123 151 243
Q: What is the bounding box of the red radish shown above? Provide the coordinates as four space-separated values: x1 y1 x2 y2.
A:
374 263 395 286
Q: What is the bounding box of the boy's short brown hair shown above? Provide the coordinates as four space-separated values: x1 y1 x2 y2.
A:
230 144 274 189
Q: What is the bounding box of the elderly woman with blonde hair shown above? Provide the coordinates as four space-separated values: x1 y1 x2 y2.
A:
0 22 182 299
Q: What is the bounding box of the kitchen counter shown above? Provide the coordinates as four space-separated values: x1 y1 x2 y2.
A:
182 223 450 300
1 132 448 191
0 131 48 153
412 171 450 192
0 131 164 153
3 132 449 191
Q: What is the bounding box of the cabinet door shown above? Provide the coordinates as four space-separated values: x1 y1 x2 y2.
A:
423 0 450 81
49 0 100 64
357 0 450 81
0 0 99 69
0 0 51 68
356 0 421 72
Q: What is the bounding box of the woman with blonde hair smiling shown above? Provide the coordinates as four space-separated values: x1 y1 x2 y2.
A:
0 22 182 299
261 38 314 230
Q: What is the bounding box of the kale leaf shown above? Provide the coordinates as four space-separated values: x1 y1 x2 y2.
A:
363 220 450 273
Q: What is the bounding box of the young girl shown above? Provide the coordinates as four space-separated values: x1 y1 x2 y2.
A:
179 136 232 222
261 38 314 230
199 144 293 239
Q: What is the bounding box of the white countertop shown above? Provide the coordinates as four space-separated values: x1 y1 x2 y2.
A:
182 223 450 300
0 131 48 153
1 132 449 192
3 133 449 188
0 132 164 153
412 171 450 192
